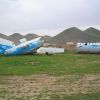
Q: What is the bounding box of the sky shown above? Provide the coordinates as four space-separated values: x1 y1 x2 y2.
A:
0 0 100 36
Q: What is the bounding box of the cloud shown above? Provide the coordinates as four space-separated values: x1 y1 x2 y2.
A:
0 0 100 36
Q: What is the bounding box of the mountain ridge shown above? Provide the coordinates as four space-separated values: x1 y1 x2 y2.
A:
47 27 100 44
0 27 100 44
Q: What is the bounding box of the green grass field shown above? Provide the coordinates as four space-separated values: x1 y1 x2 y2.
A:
0 51 100 75
0 51 100 100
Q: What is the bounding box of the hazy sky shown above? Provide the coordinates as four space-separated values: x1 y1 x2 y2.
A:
0 0 100 36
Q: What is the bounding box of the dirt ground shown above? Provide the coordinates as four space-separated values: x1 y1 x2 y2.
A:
0 74 100 100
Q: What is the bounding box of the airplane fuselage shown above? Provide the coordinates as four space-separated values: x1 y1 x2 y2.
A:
76 43 100 53
2 37 44 55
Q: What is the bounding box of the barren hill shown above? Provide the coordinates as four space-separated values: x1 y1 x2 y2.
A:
42 35 51 42
48 27 100 44
0 33 51 45
0 27 100 45
0 33 9 40
9 33 24 41
24 34 39 40
84 27 100 37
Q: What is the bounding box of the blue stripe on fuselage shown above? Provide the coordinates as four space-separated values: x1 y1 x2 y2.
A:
0 44 13 54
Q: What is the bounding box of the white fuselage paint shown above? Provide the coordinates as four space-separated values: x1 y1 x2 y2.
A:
76 43 100 53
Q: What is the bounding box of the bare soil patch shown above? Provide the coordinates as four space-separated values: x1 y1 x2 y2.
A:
0 74 100 100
